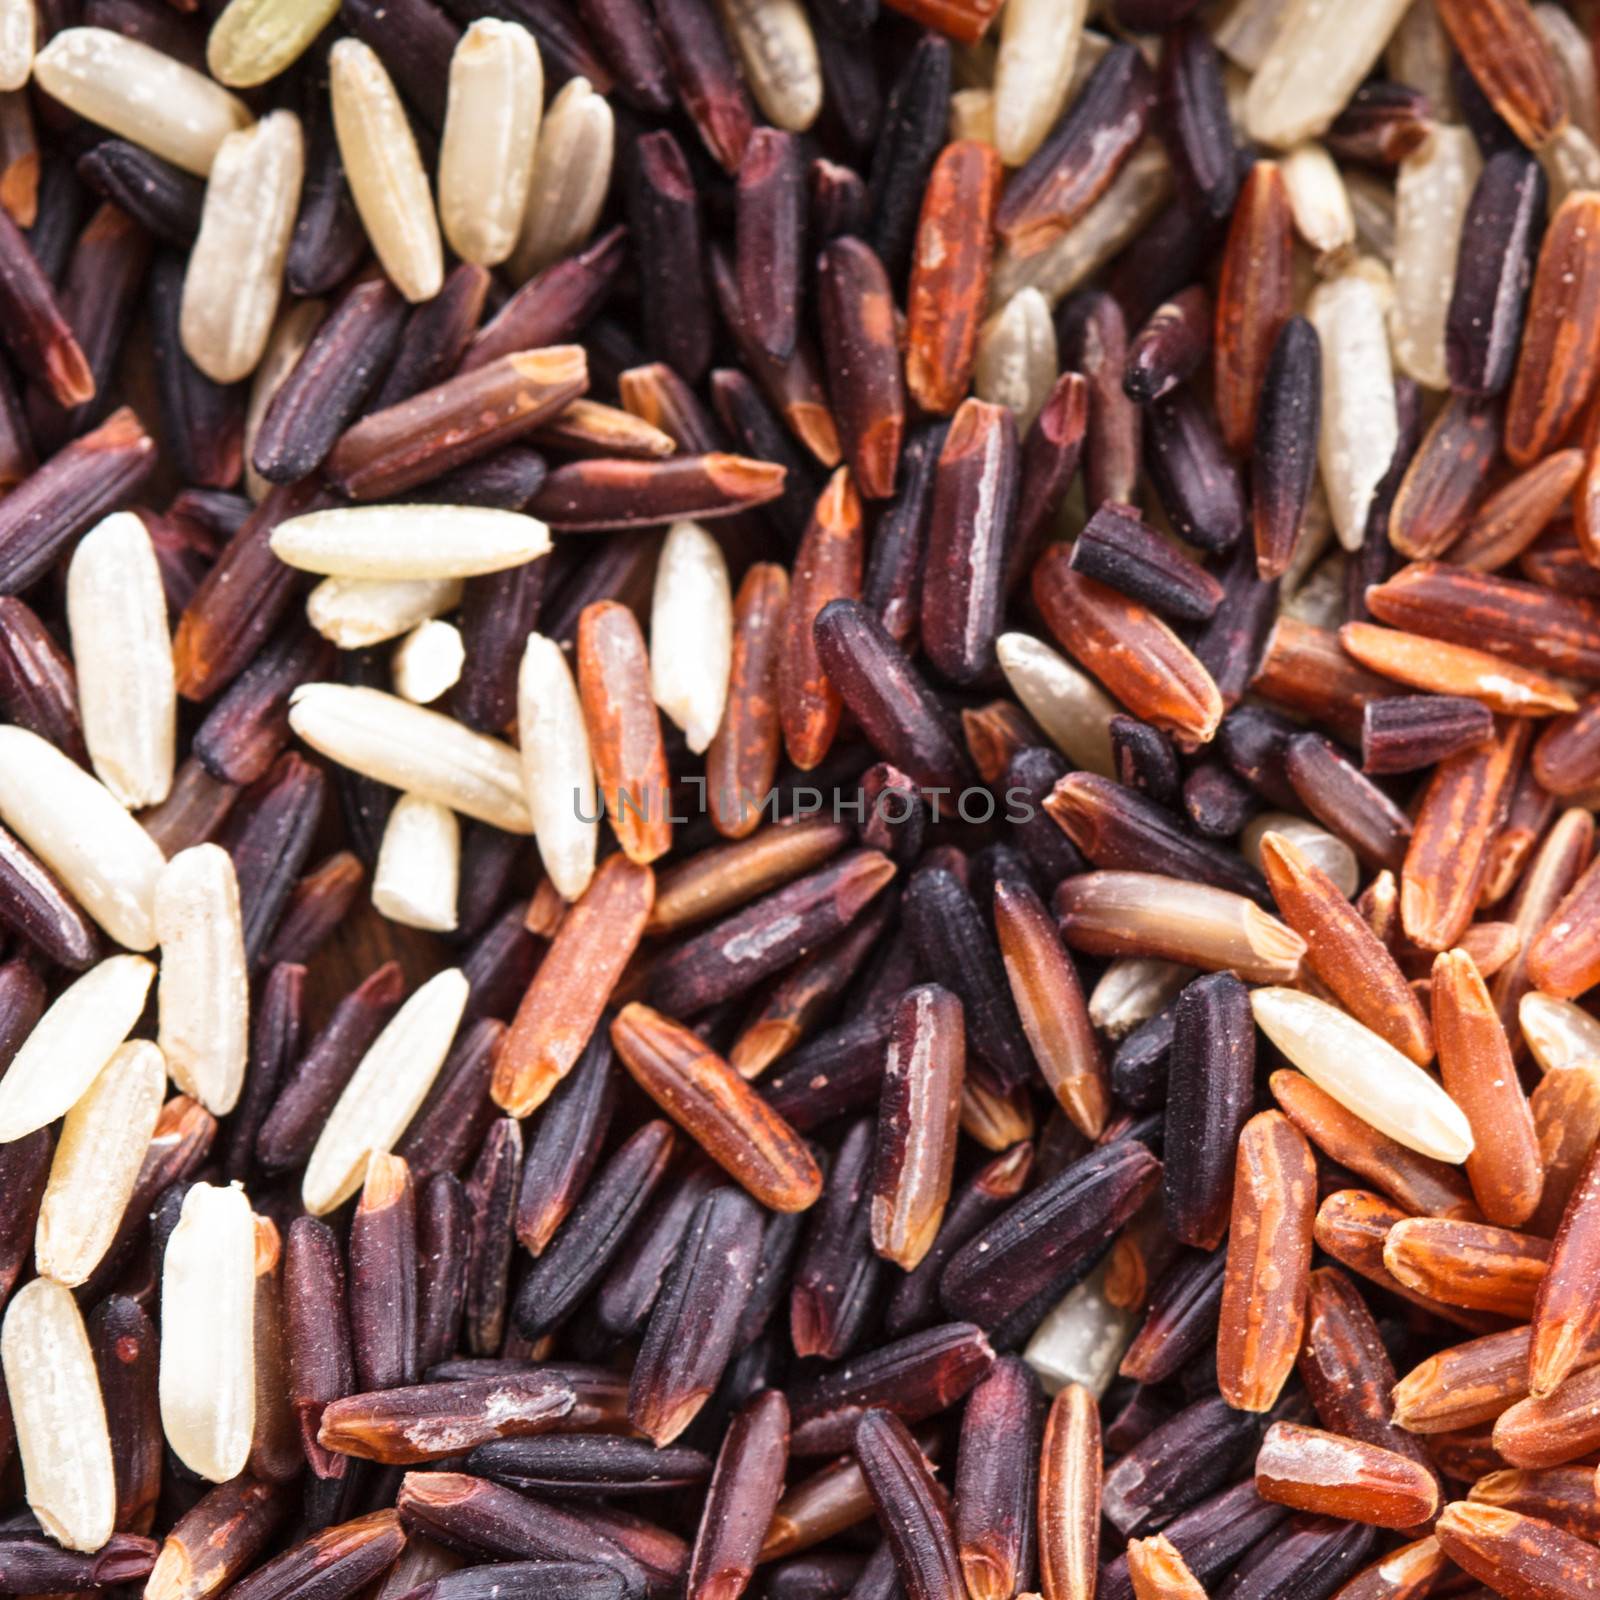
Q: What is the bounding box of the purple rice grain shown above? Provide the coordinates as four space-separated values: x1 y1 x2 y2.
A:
1142 386 1246 554
75 141 203 247
283 1215 358 1480
1156 23 1239 221
809 158 869 243
252 276 406 484
1067 502 1224 624
514 1120 678 1340
577 0 673 114
627 1185 762 1447
735 129 804 365
261 851 365 968
462 1116 522 1356
1446 148 1547 398
256 961 404 1175
1058 290 1139 509
0 821 98 969
864 35 951 281
790 1116 885 1361
416 1172 473 1373
628 132 712 387
222 959 306 1184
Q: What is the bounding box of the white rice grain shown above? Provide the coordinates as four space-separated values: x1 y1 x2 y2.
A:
1392 125 1479 390
1 1279 115 1551
1307 263 1400 550
289 683 532 832
1245 0 1413 148
0 728 166 950
33 28 251 176
206 0 340 87
158 1183 257 1483
306 574 465 649
372 794 460 933
650 520 732 755
0 954 155 1143
391 619 466 705
272 503 550 580
508 76 614 282
302 967 469 1214
995 632 1117 778
517 631 598 902
992 0 1087 167
66 511 177 811
329 37 443 302
156 844 250 1117
715 0 821 134
34 1039 165 1287
438 20 543 269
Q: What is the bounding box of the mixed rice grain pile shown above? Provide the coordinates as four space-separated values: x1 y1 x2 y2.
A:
0 0 1598 1597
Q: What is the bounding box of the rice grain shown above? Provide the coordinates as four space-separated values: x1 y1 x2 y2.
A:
371 794 460 933
438 21 543 269
1 1277 115 1551
158 1182 257 1483
155 844 250 1115
179 110 303 384
0 953 154 1143
302 967 470 1214
328 37 443 302
33 28 252 177
649 520 731 755
509 77 615 282
288 683 532 832
34 1039 165 1287
391 620 465 705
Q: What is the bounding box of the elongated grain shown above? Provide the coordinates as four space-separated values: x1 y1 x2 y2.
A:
495 854 653 1116
1432 948 1542 1227
156 844 249 1116
1054 872 1305 985
1038 1384 1100 1600
611 1002 822 1212
518 632 597 902
1 1278 114 1551
33 28 251 176
651 520 732 754
993 0 1087 168
871 984 964 1271
329 37 442 301
0 954 153 1143
438 21 542 269
35 1039 164 1286
66 511 176 810
1308 265 1399 549
273 504 550 580
302 968 469 1214
158 1183 256 1482
995 634 1117 778
1250 987 1473 1163
715 0 820 134
510 76 614 282
1217 1110 1317 1411
180 111 303 384
289 684 532 832
1393 126 1480 390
